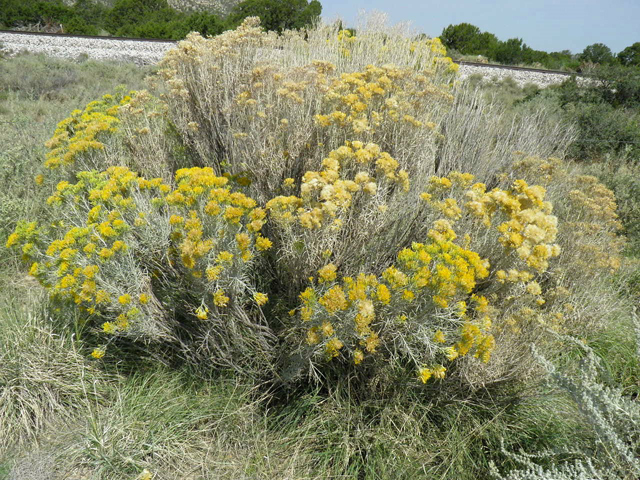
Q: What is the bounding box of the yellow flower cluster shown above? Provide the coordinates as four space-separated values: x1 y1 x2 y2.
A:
566 175 624 274
409 37 459 74
424 173 562 276
418 364 447 383
166 167 271 273
8 163 275 358
510 155 624 278
266 142 408 230
314 64 452 137
43 93 131 170
397 219 490 308
294 218 495 377
5 221 39 262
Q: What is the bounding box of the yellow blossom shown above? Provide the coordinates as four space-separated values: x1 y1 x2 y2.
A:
354 349 364 365
432 365 447 379
318 263 337 283
326 337 344 358
102 322 117 334
118 293 131 305
253 292 268 306
95 290 110 304
444 346 459 361
213 289 229 307
91 348 105 359
216 251 234 264
418 367 432 384
195 305 208 320
526 282 542 295
307 327 320 345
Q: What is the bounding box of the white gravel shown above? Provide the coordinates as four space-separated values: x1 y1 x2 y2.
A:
457 64 574 88
0 32 175 65
0 32 580 86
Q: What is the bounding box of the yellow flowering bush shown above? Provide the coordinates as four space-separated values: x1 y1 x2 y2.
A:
43 92 124 171
5 18 630 392
7 165 274 372
158 16 456 206
292 218 495 382
42 89 182 184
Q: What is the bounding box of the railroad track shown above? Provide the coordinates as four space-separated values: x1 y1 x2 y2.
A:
0 29 580 85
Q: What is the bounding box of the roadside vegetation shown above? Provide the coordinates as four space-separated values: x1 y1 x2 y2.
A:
0 14 639 480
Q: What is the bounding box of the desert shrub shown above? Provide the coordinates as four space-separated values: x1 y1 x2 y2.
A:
6 163 276 373
5 17 630 395
0 54 151 266
38 89 189 180
581 159 640 256
436 85 574 180
569 101 640 162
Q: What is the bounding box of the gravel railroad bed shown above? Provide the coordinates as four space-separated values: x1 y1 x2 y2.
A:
0 30 578 87
456 63 574 88
0 31 175 65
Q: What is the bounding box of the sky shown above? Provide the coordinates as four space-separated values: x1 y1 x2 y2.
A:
319 0 640 55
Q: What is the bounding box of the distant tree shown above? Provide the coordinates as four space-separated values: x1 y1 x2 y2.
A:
477 31 499 58
64 0 108 34
440 23 481 53
494 38 524 64
64 15 99 35
439 23 499 59
106 0 173 34
522 44 549 66
544 50 579 70
228 0 321 33
618 42 640 67
580 43 615 64
0 0 37 27
183 12 226 37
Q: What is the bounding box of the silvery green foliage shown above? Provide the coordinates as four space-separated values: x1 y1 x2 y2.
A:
489 445 604 480
492 310 640 480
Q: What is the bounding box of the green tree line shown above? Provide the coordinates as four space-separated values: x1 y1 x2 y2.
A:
0 0 322 39
440 22 640 70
